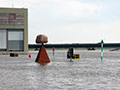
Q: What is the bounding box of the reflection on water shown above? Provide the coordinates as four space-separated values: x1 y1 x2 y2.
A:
1 49 120 90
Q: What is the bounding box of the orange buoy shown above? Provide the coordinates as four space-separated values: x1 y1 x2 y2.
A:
35 45 50 64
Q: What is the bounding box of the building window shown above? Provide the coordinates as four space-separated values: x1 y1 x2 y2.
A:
8 13 16 20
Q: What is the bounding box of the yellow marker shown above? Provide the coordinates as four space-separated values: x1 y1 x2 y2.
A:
73 54 80 59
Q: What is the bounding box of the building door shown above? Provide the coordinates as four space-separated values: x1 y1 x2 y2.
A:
8 29 24 51
0 29 6 51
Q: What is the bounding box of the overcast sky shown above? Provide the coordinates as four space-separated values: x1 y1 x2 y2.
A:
0 0 120 44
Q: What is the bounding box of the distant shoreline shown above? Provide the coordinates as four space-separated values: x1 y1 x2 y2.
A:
29 43 120 49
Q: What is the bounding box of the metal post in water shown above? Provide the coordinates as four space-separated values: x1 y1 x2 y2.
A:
101 40 104 61
52 47 55 56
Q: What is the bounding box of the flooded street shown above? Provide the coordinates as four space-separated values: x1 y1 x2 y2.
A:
1 49 120 90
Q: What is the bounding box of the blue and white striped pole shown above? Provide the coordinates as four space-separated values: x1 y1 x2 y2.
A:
101 40 104 61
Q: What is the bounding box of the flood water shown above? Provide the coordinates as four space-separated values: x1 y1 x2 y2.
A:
1 49 120 90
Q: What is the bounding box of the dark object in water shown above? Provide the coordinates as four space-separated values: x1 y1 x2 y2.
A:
67 48 80 60
110 48 119 51
67 48 74 59
87 47 95 50
10 53 19 57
